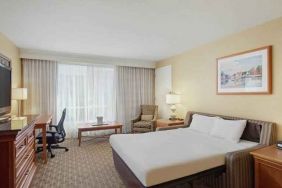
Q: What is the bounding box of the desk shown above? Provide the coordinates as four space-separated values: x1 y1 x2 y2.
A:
35 114 52 164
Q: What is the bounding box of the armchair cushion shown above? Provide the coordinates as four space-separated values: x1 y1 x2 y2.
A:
133 121 153 129
132 127 152 133
141 115 153 121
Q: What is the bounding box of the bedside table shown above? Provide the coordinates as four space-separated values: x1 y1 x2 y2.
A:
250 145 282 188
157 119 184 128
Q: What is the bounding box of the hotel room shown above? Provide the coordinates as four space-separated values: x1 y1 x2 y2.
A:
0 1 281 188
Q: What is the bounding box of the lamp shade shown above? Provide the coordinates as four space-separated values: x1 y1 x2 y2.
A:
166 94 180 104
12 88 27 100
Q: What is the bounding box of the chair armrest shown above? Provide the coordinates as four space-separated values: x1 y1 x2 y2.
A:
49 125 58 131
131 115 141 124
150 119 157 131
225 144 265 188
46 130 57 135
152 115 157 121
156 124 187 131
131 115 141 133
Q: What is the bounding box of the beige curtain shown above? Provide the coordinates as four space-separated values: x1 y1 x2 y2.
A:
116 66 155 133
22 59 58 122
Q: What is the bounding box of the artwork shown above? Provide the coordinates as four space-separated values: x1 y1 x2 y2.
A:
217 46 272 94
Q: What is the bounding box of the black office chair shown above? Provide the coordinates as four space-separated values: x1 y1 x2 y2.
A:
36 108 68 158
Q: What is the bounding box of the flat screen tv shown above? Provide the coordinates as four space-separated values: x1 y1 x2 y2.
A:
0 55 11 116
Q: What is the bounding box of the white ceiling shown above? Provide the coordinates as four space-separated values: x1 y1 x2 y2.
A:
0 0 282 61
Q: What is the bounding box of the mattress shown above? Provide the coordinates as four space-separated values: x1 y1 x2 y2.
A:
109 128 258 187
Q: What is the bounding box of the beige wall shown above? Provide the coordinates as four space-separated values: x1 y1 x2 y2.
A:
0 32 21 115
157 17 282 140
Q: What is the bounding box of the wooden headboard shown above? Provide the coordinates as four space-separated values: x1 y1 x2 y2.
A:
184 111 276 145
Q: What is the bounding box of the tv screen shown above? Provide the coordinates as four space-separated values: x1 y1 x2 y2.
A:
0 63 11 115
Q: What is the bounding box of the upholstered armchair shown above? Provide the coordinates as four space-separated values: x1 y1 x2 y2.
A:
131 105 158 133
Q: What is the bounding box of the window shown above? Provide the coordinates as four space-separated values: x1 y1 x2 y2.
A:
57 63 116 136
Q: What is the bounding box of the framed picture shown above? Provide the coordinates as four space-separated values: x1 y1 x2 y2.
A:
217 46 272 95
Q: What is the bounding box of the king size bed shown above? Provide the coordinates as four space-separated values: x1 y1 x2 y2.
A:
110 111 276 188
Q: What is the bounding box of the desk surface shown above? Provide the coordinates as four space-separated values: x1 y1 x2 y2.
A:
35 114 52 125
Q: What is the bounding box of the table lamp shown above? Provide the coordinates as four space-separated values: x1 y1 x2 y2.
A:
166 92 180 120
11 117 28 129
12 88 27 117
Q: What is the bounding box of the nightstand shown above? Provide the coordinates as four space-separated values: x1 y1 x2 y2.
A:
250 145 282 188
156 119 184 128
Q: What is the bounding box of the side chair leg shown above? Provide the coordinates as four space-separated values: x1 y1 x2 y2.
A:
52 145 69 152
47 145 55 158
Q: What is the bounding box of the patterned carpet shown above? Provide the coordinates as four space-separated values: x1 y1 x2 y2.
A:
30 138 125 188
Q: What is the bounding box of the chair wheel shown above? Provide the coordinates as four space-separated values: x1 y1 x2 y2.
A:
65 148 69 152
51 154 55 158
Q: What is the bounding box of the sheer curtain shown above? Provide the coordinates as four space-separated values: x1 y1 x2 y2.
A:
22 60 154 137
57 63 116 137
22 59 58 122
116 66 155 133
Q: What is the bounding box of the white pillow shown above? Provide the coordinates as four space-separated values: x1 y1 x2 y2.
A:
141 115 153 121
210 119 247 143
189 114 219 134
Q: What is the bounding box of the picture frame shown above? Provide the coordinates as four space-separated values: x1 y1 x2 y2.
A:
217 46 272 95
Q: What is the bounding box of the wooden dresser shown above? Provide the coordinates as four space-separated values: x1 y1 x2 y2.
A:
0 115 37 188
250 145 282 188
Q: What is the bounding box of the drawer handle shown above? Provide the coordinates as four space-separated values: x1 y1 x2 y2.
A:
25 154 30 159
25 170 30 176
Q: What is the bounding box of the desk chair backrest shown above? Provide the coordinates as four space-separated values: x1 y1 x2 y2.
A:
57 108 67 139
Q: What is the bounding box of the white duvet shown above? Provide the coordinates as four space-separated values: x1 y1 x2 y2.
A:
109 128 257 187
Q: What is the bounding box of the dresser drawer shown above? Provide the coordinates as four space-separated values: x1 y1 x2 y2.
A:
26 140 34 159
16 140 34 178
16 147 27 174
15 136 27 158
16 147 34 188
15 125 30 143
27 128 34 144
